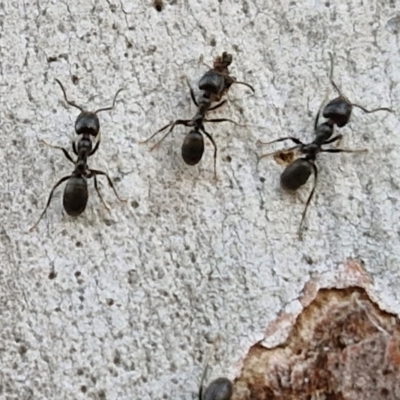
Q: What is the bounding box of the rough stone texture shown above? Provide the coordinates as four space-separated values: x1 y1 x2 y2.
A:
0 1 400 399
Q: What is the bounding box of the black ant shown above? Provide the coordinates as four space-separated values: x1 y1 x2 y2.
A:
30 141 125 231
198 337 233 400
141 52 254 178
54 78 123 159
257 53 392 237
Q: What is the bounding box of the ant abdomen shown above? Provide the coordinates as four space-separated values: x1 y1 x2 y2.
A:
182 131 204 166
198 72 225 96
75 111 100 136
281 158 312 191
322 97 352 128
63 177 88 216
202 377 233 400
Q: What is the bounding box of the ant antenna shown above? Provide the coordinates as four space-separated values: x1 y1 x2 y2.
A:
55 79 84 112
95 88 124 114
199 336 221 399
328 52 342 97
328 52 392 114
298 162 318 239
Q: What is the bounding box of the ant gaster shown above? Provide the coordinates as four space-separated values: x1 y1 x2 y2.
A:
257 53 392 237
197 336 233 400
141 52 254 178
54 78 123 158
30 141 126 231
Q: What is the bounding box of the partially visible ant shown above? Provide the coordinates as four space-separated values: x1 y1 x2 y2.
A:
141 52 254 178
55 78 123 159
153 0 164 12
200 376 232 400
198 337 233 400
257 52 392 237
30 141 125 231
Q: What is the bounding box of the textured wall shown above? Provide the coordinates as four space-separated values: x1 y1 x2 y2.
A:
1 0 400 399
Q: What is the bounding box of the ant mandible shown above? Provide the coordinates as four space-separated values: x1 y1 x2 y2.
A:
141 52 254 179
257 53 392 237
30 141 126 231
55 79 123 158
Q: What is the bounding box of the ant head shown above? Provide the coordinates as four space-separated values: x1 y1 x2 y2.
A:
181 130 204 166
75 111 100 136
199 71 225 96
322 96 352 128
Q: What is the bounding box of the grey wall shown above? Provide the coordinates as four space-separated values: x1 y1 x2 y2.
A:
1 0 399 399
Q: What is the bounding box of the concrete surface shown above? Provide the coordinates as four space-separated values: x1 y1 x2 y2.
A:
0 0 400 399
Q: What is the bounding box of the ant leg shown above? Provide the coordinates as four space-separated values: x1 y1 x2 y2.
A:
204 117 247 127
55 79 84 112
314 109 321 131
204 70 255 94
322 148 368 154
298 162 318 238
231 80 255 93
88 169 127 203
29 175 72 231
322 134 343 145
90 130 102 156
314 90 331 131
200 58 213 71
186 77 199 107
139 119 190 146
149 120 191 151
140 122 173 144
351 103 392 114
89 140 100 156
95 88 124 114
201 128 218 180
208 100 227 111
39 139 75 163
93 175 110 212
72 141 78 156
256 136 304 147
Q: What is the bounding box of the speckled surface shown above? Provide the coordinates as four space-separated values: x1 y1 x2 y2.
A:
0 1 400 399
